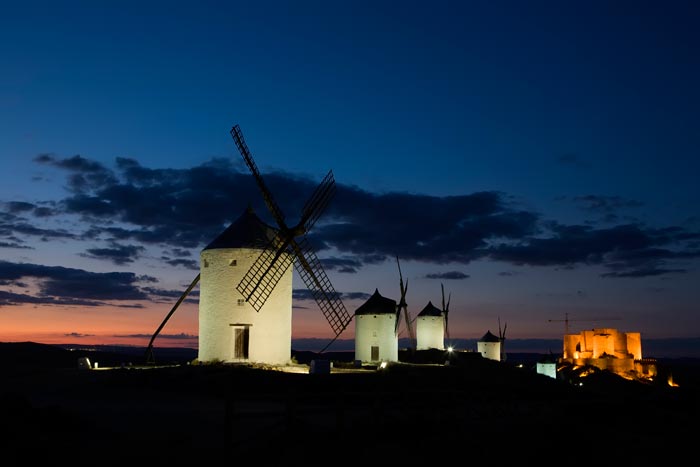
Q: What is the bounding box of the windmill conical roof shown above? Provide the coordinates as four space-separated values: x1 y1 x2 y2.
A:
417 301 443 317
479 330 501 342
203 206 278 251
354 289 397 315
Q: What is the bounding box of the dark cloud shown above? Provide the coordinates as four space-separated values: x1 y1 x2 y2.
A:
14 153 699 280
320 257 363 273
142 286 199 300
292 288 370 302
0 241 32 249
498 271 520 276
425 271 469 280
161 257 199 270
168 248 192 257
0 260 162 304
113 332 197 340
485 223 700 277
5 201 35 213
35 153 117 192
64 332 94 337
0 290 143 308
81 243 145 265
570 195 644 213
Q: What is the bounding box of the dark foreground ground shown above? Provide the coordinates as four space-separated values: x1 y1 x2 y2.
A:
1 342 699 465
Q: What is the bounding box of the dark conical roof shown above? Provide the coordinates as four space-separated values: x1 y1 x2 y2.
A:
417 301 443 317
355 288 397 315
203 206 278 251
479 330 501 342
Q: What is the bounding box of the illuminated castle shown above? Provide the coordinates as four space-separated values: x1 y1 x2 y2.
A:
560 327 656 378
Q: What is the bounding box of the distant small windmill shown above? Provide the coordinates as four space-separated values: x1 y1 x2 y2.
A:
498 316 507 362
395 256 414 348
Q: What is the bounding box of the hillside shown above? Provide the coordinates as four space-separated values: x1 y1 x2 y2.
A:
1 342 698 465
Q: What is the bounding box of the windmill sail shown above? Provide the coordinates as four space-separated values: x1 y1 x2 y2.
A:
230 124 352 337
441 283 451 341
395 256 414 346
144 273 200 363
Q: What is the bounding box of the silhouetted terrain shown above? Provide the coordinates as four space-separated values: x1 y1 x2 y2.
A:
1 342 698 465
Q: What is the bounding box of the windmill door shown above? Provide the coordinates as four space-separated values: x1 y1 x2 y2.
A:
371 346 379 361
232 325 250 360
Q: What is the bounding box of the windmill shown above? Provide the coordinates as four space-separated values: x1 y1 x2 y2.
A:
230 124 352 346
441 283 451 343
144 124 351 363
395 256 414 348
498 316 507 362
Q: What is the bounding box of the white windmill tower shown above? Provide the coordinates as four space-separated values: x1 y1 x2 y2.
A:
145 124 352 365
415 301 444 350
354 289 398 363
477 330 501 361
415 283 450 350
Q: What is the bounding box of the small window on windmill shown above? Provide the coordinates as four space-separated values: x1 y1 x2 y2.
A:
203 259 209 268
229 259 237 266
237 298 245 306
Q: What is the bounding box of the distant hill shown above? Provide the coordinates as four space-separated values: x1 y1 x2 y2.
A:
0 342 197 369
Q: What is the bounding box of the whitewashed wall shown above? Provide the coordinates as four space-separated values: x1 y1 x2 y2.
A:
198 247 292 365
355 314 398 362
415 315 445 350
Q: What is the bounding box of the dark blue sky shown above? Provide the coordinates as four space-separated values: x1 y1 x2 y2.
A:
1 1 699 352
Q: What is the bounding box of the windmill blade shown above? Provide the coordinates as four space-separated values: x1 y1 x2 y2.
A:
231 125 288 229
145 273 200 364
395 256 414 342
236 233 295 312
299 170 336 234
441 283 451 340
291 235 352 336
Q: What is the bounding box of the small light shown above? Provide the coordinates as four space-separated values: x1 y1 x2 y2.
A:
379 361 388 369
447 346 454 352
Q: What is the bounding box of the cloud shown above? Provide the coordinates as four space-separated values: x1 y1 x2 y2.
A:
64 332 94 338
425 271 469 280
571 195 644 213
113 332 197 340
0 260 172 305
292 288 370 302
161 257 199 270
485 223 700 277
81 243 145 265
320 256 363 273
9 153 698 280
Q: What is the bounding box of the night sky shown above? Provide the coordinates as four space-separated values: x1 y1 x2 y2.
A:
1 1 699 355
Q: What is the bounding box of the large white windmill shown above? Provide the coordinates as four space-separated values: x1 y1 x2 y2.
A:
145 124 352 365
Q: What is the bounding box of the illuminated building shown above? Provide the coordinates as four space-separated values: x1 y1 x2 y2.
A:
477 330 501 361
198 207 293 365
536 353 557 379
560 327 656 379
415 301 445 350
354 289 398 363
